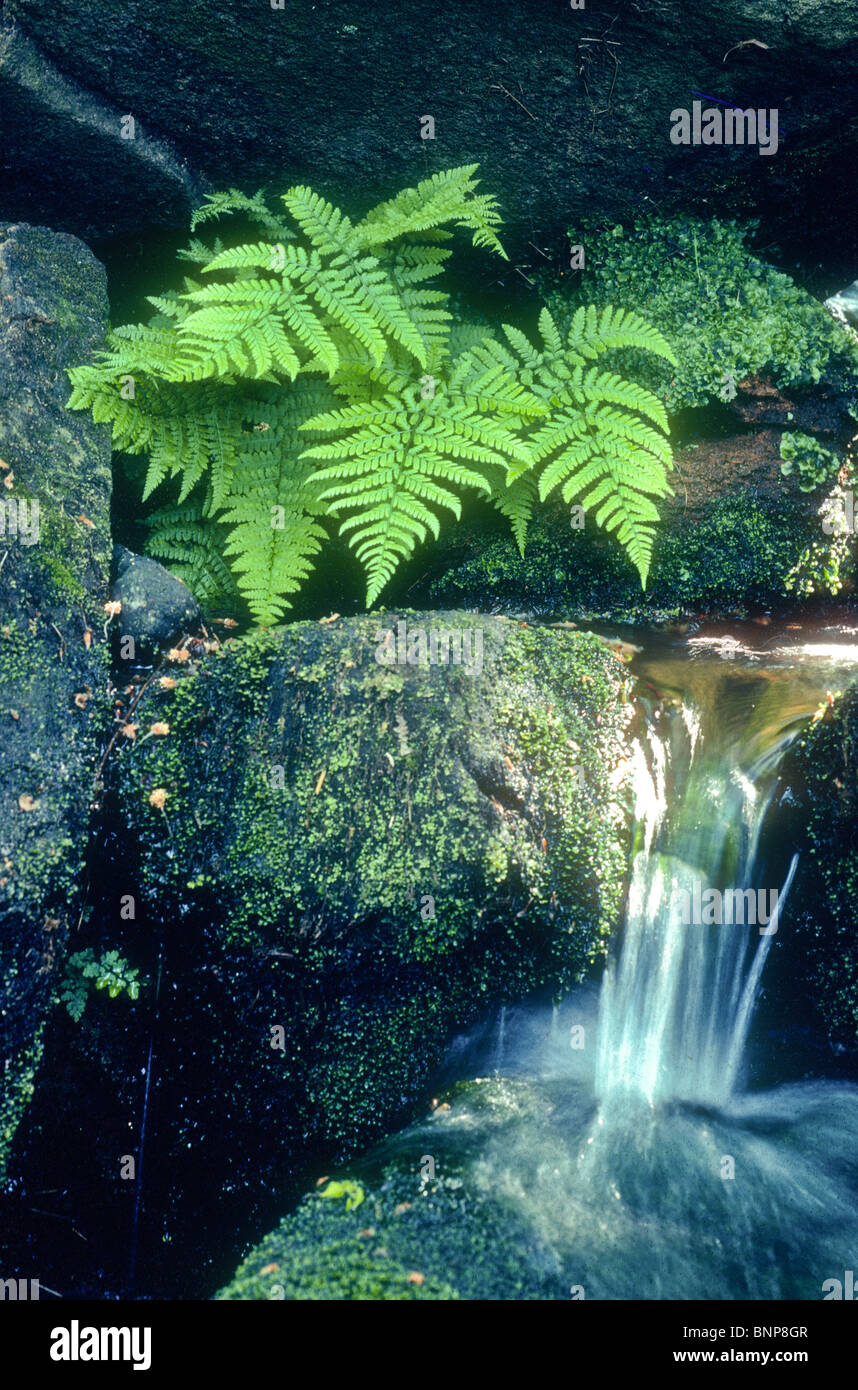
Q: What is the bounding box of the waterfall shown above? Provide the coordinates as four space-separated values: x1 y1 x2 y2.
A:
596 694 799 1108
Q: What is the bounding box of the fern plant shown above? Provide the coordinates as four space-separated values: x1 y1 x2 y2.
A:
67 169 676 621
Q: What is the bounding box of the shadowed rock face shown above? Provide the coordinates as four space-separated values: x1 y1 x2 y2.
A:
0 224 111 1173
2 1 858 265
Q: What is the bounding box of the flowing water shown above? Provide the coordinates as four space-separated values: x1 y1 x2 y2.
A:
355 614 858 1299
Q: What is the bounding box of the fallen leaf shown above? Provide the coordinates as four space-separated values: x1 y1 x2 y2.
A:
393 1203 412 1217
18 794 40 811
260 1263 280 1276
0 459 8 471
3 472 13 490
9 709 18 720
357 1228 376 1239
82 629 93 650
315 1176 329 1187
78 515 96 529
314 769 326 795
319 613 341 624
407 1272 425 1285
723 38 770 62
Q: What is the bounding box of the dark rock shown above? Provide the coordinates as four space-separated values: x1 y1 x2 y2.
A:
0 22 209 243
111 544 202 654
3 2 858 266
0 224 111 1173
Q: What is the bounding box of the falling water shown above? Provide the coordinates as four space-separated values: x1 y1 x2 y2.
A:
596 709 799 1108
494 1005 507 1074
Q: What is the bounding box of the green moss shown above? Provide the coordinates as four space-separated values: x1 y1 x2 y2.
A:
0 1016 46 1181
429 496 810 623
216 1078 569 1301
543 216 858 412
119 615 629 962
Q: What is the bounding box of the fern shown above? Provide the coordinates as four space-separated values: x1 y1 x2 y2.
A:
454 307 677 585
300 380 533 604
67 169 675 617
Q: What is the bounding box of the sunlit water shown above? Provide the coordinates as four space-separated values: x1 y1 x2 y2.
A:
360 616 858 1299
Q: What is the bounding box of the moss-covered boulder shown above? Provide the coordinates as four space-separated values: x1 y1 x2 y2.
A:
216 1105 548 1302
0 224 111 1174
118 613 631 963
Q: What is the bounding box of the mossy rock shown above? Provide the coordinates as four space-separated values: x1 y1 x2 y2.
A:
780 687 858 1049
117 612 632 970
216 1080 564 1301
421 494 813 625
0 224 111 1176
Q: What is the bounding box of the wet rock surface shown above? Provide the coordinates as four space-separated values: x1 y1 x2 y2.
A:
0 223 111 1171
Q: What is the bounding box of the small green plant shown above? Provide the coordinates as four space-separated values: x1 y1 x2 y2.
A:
59 949 143 1022
317 1179 365 1211
67 167 675 621
779 431 841 492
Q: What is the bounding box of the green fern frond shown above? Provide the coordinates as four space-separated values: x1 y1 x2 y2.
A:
190 187 294 240
300 385 518 603
66 169 673 611
492 472 538 555
145 502 237 604
353 165 507 259
566 304 678 367
493 311 675 586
